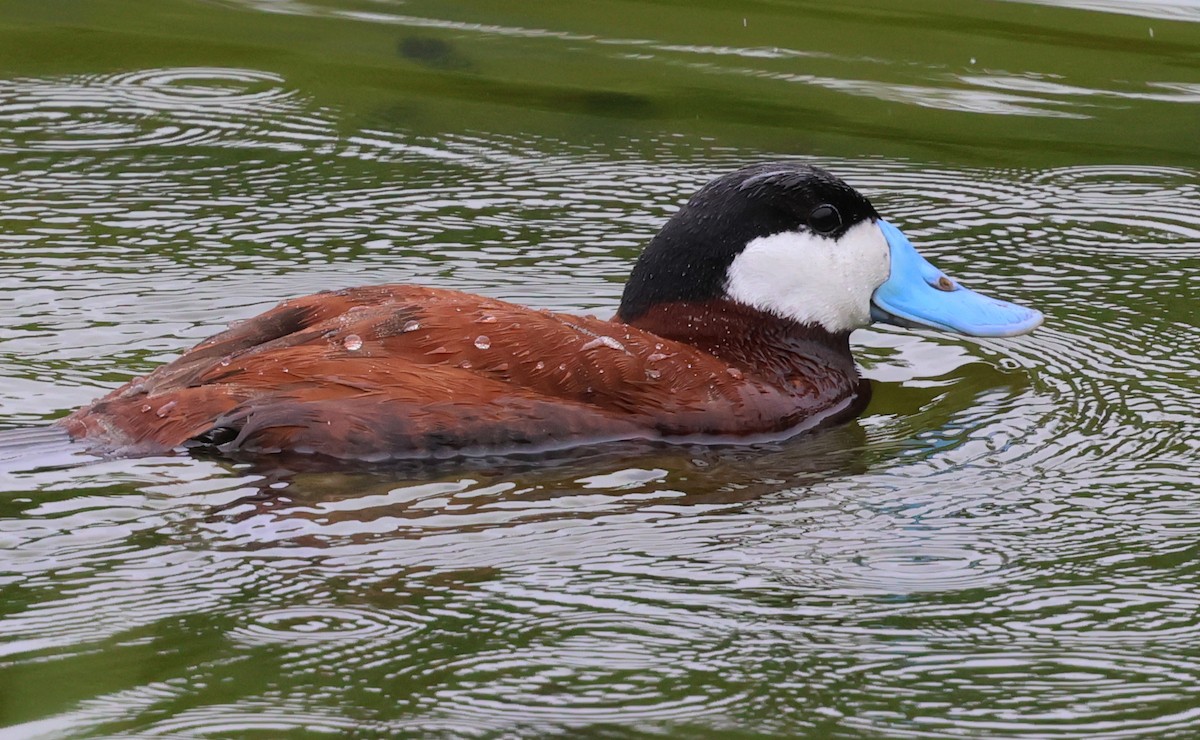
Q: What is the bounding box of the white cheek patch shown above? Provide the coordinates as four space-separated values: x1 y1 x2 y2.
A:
724 220 892 334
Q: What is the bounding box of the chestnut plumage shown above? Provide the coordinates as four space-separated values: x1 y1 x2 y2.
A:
61 286 866 459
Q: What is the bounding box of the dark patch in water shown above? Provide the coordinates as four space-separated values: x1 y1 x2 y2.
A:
398 36 470 70
566 90 655 118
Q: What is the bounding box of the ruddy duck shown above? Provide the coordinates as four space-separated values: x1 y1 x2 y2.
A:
60 163 1042 461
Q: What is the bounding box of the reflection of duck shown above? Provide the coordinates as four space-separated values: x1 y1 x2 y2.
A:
207 422 875 542
61 163 1041 462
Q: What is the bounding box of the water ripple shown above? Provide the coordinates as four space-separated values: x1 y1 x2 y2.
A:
839 649 1200 738
415 611 750 727
0 67 333 154
135 701 361 737
228 605 425 645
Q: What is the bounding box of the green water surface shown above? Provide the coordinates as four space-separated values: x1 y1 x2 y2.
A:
0 0 1198 737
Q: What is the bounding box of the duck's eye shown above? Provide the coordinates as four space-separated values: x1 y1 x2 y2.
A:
807 204 842 235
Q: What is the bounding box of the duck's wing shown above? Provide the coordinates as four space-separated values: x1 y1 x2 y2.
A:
61 350 647 460
198 376 649 460
61 285 807 458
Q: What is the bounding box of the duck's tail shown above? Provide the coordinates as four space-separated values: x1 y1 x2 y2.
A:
0 424 97 475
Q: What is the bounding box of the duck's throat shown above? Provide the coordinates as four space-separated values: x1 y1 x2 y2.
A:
616 299 860 389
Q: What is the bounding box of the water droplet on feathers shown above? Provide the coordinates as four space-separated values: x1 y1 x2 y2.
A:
474 335 491 350
581 336 625 352
343 334 363 351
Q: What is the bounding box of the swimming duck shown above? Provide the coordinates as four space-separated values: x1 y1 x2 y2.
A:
59 163 1042 461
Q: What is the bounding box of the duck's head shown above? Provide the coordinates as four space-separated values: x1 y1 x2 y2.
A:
618 162 1042 338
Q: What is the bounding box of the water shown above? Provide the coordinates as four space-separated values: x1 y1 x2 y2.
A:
1 0 1198 737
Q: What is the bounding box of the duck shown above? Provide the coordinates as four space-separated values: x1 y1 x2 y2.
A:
58 162 1042 462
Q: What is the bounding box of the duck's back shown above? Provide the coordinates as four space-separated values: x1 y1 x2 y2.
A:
60 286 849 460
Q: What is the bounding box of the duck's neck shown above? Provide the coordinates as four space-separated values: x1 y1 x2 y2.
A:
616 299 859 388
